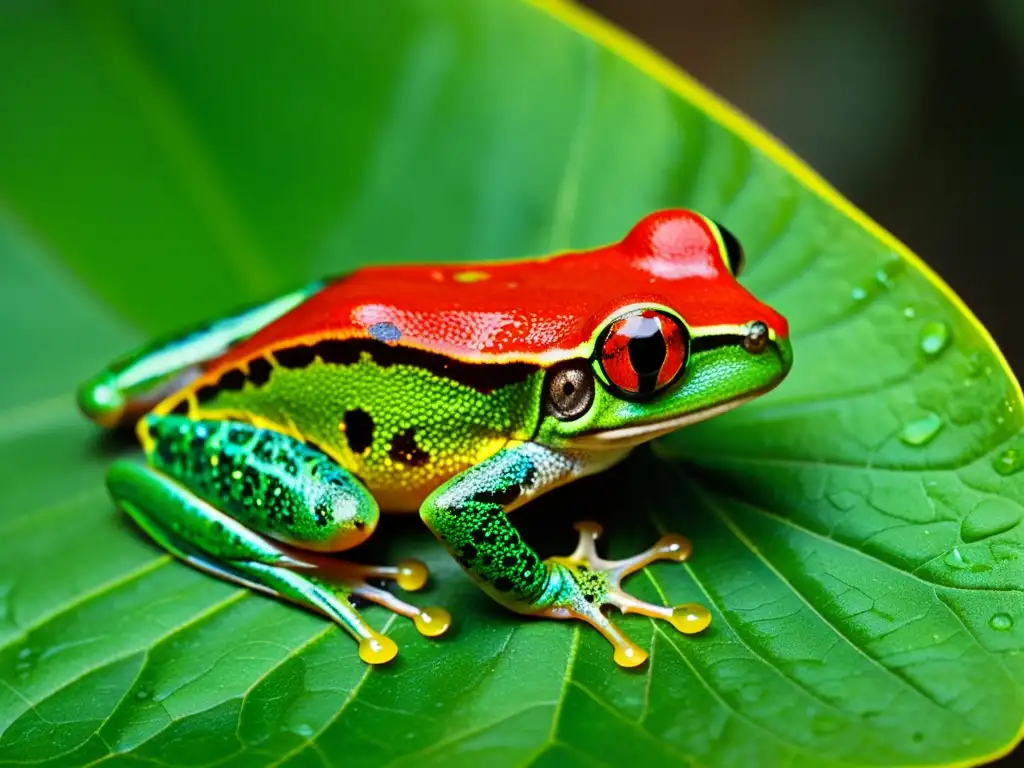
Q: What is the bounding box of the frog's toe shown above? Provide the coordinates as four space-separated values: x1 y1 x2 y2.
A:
298 555 451 640
347 580 453 639
540 521 710 668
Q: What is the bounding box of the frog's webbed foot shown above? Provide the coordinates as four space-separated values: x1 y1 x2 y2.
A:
539 522 711 668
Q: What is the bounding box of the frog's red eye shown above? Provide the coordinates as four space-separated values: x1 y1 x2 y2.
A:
599 310 687 397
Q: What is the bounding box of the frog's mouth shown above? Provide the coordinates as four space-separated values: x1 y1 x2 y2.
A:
569 392 759 450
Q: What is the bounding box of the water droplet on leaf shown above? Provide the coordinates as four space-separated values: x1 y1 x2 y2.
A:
993 448 1024 476
899 413 943 446
919 322 951 359
851 286 867 302
291 723 315 737
945 548 969 570
943 546 991 572
960 499 1022 542
874 254 905 287
990 613 1013 631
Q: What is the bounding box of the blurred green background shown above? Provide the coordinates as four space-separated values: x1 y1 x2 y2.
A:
0 1 1021 765
585 0 1024 374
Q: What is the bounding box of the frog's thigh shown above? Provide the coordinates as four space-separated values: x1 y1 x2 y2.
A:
140 414 378 550
110 416 449 663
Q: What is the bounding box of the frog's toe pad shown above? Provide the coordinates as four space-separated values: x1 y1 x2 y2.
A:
359 633 399 665
541 521 710 668
347 581 453 639
292 555 452 656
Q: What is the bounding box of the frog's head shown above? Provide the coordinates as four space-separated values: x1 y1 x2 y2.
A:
535 209 792 450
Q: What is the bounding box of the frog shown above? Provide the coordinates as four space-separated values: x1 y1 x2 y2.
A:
77 209 792 668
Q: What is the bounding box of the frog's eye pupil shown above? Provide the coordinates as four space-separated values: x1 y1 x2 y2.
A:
599 311 687 398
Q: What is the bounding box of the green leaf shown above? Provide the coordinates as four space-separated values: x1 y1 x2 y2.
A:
1 1 1021 766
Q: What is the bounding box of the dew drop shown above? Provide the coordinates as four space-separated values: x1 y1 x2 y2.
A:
943 547 991 572
851 286 868 302
17 647 32 661
993 448 1024 476
989 613 1014 631
136 690 149 700
903 306 916 319
919 322 951 359
291 723 314 738
944 547 969 570
899 413 943 446
960 499 1022 543
876 254 905 284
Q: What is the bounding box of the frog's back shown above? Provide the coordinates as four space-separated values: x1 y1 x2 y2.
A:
154 264 565 511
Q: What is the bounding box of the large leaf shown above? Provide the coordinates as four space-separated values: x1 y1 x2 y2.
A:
1 1 1021 766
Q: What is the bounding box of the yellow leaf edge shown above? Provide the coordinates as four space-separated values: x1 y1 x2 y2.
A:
522 0 1024 766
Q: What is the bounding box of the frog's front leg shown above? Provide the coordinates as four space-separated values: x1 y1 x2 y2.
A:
108 415 450 664
420 443 710 668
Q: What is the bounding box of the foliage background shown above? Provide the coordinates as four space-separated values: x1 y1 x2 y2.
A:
1 0 1023 766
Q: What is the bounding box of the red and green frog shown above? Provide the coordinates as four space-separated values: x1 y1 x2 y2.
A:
78 210 792 668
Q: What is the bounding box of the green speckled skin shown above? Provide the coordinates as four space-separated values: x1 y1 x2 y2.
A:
185 350 544 512
145 415 378 549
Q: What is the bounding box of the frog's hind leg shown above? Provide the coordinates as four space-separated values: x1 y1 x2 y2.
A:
108 415 450 663
78 280 325 428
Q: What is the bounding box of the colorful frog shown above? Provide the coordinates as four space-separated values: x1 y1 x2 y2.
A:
78 210 792 667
